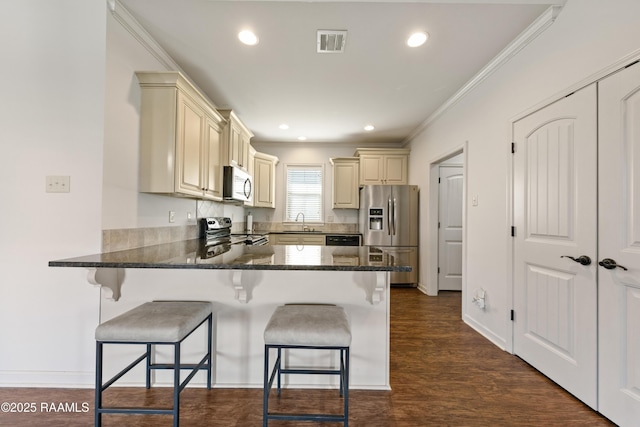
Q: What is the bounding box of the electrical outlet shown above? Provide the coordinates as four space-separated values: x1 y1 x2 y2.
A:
169 211 175 223
46 176 70 193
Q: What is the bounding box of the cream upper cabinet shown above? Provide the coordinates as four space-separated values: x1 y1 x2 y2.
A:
354 148 410 185
244 145 257 207
203 116 223 199
330 157 359 209
136 71 225 200
217 109 254 172
253 152 279 208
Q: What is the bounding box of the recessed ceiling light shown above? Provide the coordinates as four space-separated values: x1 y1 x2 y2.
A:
238 30 259 46
297 136 307 141
407 32 428 48
279 124 289 130
364 125 375 131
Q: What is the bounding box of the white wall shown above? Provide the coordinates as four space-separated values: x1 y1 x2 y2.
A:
0 0 106 386
103 4 198 229
103 5 249 231
408 0 640 349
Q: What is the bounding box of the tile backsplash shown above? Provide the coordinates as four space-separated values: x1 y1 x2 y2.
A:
102 225 199 253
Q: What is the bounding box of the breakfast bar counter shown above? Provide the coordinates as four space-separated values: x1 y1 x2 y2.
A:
49 238 408 272
49 240 409 390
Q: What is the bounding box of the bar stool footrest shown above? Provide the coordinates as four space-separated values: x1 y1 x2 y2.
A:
268 413 347 422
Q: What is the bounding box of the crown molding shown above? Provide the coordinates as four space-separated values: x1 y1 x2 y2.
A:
107 0 179 71
405 4 563 143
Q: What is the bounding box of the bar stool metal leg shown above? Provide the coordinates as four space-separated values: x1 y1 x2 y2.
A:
145 343 152 389
173 343 180 427
95 341 103 427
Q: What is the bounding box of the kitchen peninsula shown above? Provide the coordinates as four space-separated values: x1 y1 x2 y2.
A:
50 241 409 390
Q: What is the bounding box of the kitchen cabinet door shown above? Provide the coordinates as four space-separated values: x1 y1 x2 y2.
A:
383 154 408 185
176 92 206 196
254 152 278 208
203 115 223 200
359 154 384 185
331 157 359 208
218 109 254 173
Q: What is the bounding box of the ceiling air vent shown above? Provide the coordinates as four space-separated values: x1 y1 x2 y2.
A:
317 30 347 53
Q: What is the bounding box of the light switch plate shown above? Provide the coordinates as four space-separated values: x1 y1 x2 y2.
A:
46 176 70 193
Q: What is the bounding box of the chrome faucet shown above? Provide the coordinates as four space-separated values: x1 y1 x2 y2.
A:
295 212 307 231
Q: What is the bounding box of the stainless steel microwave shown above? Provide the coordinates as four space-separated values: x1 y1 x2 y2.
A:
223 166 253 203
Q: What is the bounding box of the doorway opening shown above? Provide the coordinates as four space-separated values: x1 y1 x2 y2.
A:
425 144 467 300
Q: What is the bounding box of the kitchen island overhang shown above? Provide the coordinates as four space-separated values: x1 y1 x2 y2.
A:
49 241 410 390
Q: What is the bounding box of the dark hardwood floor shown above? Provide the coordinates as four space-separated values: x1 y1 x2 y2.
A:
0 288 614 426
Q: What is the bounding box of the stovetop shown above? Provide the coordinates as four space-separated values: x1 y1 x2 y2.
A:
231 233 269 246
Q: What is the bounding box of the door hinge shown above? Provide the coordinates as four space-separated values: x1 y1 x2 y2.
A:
438 177 441 183
438 267 440 274
510 310 515 321
511 226 516 237
438 222 441 229
511 142 516 154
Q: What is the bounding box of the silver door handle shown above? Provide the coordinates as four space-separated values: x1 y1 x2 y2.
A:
387 198 392 236
392 198 397 235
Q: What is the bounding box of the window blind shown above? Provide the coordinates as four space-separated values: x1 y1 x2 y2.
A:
285 245 322 265
285 165 323 222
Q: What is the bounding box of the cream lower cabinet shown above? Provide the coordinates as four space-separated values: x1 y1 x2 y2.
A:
253 152 279 208
330 157 359 209
355 148 410 185
270 234 325 246
137 71 225 199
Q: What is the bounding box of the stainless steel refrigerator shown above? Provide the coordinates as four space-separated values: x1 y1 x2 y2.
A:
359 185 419 286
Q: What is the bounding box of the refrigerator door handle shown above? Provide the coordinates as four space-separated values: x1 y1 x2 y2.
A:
387 197 392 236
393 198 397 235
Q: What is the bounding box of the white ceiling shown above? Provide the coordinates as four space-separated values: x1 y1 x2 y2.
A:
119 0 555 145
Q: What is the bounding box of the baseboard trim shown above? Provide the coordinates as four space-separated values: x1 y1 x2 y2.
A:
0 371 94 388
462 314 507 351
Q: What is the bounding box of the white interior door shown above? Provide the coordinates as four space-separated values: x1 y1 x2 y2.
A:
597 62 640 427
513 84 598 409
438 165 463 291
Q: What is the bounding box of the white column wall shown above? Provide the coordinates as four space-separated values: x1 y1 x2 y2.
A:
408 0 640 348
0 0 106 386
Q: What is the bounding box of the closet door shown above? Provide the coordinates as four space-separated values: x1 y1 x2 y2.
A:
598 62 640 427
512 84 598 409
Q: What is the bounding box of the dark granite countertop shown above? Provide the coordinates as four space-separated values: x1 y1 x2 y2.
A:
49 239 410 272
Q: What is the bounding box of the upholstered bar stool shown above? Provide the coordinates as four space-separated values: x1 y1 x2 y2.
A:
94 301 213 427
263 304 352 426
